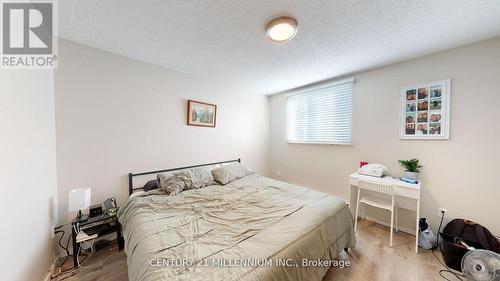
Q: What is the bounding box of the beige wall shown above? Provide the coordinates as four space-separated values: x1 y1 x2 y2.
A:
269 37 500 234
0 70 57 281
54 36 500 241
55 40 269 224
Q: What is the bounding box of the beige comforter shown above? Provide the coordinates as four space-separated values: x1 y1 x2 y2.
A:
118 174 355 281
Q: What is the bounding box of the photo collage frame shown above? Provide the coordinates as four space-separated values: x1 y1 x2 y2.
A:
400 80 450 139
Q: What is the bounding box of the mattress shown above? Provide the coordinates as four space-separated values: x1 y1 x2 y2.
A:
118 174 356 281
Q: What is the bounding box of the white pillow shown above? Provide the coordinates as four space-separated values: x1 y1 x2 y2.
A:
211 163 253 185
157 168 214 196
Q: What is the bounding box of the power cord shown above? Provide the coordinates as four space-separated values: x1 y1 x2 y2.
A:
52 225 95 280
54 229 74 274
55 229 69 257
432 211 466 281
51 229 75 279
73 223 98 269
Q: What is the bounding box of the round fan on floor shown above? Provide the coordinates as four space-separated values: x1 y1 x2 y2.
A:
461 249 500 281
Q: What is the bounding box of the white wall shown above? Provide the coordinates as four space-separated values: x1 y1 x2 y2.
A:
0 70 57 281
55 40 269 224
269 37 500 234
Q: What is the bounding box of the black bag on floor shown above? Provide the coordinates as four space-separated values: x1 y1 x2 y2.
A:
439 219 500 271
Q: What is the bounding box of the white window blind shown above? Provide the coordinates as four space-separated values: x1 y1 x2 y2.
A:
287 78 354 145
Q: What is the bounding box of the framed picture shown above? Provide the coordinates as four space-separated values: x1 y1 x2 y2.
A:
400 80 450 139
187 99 217 127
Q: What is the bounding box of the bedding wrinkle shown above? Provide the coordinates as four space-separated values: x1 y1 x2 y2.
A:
118 174 355 281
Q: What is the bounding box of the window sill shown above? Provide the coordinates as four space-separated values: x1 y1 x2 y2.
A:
287 141 353 146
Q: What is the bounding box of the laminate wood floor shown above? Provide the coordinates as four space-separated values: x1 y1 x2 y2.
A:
324 220 443 281
53 220 445 281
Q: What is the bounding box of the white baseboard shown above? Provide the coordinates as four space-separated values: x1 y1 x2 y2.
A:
45 253 61 281
361 215 416 236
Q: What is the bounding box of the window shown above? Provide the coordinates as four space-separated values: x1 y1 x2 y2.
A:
287 78 354 145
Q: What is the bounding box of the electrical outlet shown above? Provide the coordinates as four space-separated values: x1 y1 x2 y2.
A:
438 208 448 218
276 171 281 177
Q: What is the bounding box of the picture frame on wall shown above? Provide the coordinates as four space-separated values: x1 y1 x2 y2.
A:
187 99 217 127
400 80 450 139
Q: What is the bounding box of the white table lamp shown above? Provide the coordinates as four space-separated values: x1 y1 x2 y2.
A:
68 188 91 222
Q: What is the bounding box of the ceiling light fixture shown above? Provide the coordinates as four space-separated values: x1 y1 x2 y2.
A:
266 16 298 42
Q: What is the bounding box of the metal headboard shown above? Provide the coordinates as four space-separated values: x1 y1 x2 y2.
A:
128 158 241 196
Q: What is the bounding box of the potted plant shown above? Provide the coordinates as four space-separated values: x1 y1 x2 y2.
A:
398 158 422 180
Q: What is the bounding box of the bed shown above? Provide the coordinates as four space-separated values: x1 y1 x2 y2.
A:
118 159 356 281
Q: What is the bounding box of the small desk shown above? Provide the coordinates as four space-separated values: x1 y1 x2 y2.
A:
348 172 421 253
71 212 124 268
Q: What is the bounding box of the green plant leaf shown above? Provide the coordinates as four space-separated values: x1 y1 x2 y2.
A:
398 158 422 173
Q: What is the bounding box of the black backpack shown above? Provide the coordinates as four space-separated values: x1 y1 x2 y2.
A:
442 219 500 253
439 219 500 271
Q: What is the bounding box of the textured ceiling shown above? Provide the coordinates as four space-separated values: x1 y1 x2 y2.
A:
59 0 500 95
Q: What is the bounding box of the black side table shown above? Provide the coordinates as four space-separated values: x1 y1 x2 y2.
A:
71 212 124 268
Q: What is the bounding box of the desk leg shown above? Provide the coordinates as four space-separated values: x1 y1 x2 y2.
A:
117 223 124 251
415 199 420 253
348 185 358 220
71 227 78 268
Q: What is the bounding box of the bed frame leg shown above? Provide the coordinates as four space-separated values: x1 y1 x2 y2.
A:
344 247 348 252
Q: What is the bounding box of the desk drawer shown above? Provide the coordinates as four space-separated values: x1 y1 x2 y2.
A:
394 187 419 199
